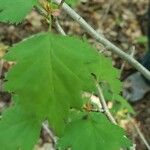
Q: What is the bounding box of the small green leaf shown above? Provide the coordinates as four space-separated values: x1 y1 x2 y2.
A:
65 0 80 6
112 94 135 114
0 0 38 23
0 104 41 150
57 112 131 150
136 36 148 45
136 36 148 49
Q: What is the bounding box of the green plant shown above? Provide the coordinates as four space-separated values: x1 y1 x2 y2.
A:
136 35 148 49
66 0 80 6
0 0 133 150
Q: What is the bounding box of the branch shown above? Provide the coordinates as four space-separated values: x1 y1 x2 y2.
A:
128 117 150 150
52 0 150 81
120 46 135 75
134 123 150 150
42 123 57 145
54 17 66 36
94 79 117 124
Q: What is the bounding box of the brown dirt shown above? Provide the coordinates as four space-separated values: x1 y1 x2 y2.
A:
0 0 150 150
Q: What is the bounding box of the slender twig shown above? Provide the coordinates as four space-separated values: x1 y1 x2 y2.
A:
54 17 66 35
95 79 138 150
35 6 47 18
52 0 150 81
94 79 117 124
35 6 52 31
120 46 135 75
128 117 150 150
134 124 150 150
42 123 57 144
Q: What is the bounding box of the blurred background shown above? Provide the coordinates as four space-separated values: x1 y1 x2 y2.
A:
0 0 149 149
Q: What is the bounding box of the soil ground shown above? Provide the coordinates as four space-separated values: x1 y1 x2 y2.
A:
0 0 149 149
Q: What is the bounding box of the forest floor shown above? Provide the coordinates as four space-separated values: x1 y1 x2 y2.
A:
0 0 150 150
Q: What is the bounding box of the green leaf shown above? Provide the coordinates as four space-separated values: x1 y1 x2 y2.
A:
65 0 80 6
0 0 38 23
101 84 134 114
0 104 41 150
57 112 131 150
112 94 135 114
3 32 121 135
136 36 148 45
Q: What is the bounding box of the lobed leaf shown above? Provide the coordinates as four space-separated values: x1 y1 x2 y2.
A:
4 32 121 133
0 0 38 23
57 112 131 150
2 32 123 149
